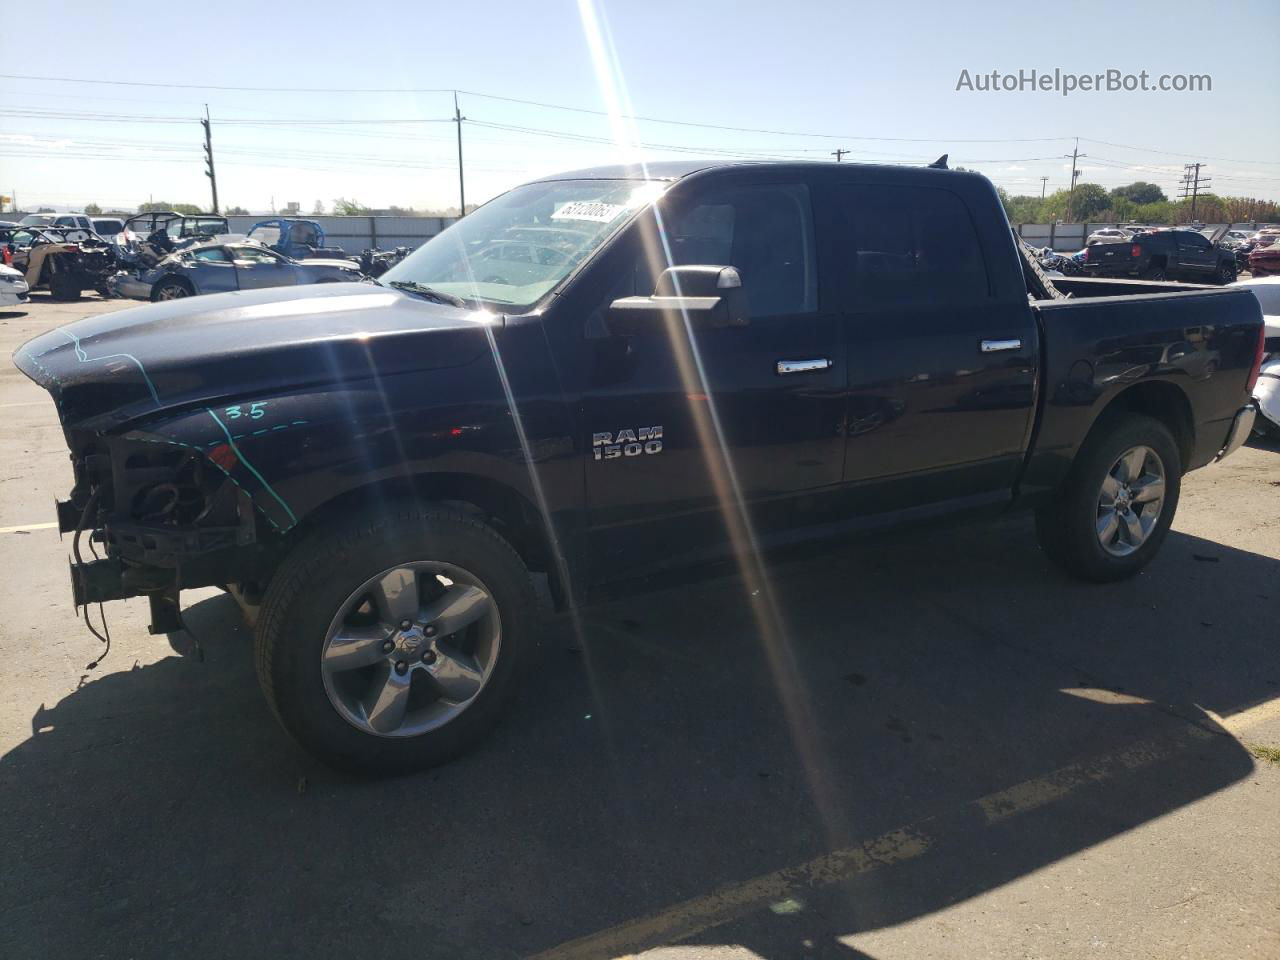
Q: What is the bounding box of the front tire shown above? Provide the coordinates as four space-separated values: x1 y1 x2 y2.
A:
254 504 535 775
1215 261 1237 284
1036 414 1181 582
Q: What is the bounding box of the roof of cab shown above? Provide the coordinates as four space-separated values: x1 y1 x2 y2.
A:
533 159 986 184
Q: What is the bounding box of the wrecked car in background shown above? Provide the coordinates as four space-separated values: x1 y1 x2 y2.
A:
108 240 362 301
5 226 116 300
357 245 412 277
246 218 349 260
118 212 235 268
0 263 30 307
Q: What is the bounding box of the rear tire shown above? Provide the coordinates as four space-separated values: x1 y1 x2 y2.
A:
254 503 536 775
1215 261 1236 284
50 273 81 301
1036 413 1181 582
1141 265 1168 281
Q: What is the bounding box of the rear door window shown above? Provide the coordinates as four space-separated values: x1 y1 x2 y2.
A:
832 184 988 307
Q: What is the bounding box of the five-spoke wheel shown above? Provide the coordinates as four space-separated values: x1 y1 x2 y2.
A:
254 505 534 774
1096 445 1166 557
321 563 500 737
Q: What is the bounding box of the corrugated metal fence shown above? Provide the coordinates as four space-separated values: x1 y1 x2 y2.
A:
223 215 458 254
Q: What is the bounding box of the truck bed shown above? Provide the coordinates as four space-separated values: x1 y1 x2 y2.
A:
1020 284 1262 500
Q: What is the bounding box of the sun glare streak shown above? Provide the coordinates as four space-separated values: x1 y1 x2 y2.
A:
575 0 643 166
640 208 851 846
480 320 643 833
573 0 849 846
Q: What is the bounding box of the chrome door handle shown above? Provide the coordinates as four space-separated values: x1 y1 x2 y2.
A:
776 358 832 375
980 339 1022 353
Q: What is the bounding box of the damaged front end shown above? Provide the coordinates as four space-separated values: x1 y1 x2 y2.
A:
58 427 276 635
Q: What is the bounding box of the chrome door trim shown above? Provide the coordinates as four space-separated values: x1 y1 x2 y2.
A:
776 358 833 375
980 339 1023 353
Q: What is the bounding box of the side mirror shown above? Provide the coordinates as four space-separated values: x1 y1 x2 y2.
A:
607 265 749 336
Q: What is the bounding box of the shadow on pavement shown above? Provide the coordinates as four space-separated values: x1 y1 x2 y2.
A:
0 516 1274 959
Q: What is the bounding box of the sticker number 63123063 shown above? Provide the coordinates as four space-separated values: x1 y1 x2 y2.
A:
224 401 269 420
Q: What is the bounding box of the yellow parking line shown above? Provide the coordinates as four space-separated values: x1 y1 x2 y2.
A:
0 521 58 534
527 727 1212 960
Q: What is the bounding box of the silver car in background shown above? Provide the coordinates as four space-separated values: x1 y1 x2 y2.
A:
109 241 362 301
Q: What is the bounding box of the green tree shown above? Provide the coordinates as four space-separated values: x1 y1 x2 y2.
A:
1068 183 1111 220
137 200 202 214
312 200 325 215
332 197 370 215
84 202 102 216
225 205 249 215
1110 182 1167 205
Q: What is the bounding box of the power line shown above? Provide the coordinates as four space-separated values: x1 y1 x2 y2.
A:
5 72 1277 172
0 73 1068 144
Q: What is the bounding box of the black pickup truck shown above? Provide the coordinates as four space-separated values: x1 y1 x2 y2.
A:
1085 226 1238 284
13 161 1264 773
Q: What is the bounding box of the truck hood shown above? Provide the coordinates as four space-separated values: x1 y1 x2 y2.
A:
13 282 501 430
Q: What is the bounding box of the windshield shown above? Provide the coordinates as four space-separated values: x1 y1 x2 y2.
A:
19 214 57 226
382 178 665 308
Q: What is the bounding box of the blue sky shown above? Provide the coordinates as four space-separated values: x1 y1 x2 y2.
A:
2 0 1277 213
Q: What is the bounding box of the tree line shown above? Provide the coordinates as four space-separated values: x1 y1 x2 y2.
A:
74 182 1280 225
997 181 1280 225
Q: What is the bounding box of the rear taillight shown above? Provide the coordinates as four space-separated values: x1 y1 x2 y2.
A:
1247 323 1265 395
1131 244 1142 258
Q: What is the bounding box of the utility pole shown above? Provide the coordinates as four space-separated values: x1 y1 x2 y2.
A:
1040 176 1049 199
201 105 219 214
1064 138 1086 221
831 148 850 162
453 91 467 216
1179 162 1210 221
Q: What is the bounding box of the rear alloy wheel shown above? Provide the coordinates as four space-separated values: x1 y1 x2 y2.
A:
152 279 191 301
254 504 535 775
1216 261 1236 284
1036 413 1181 582
1141 265 1168 281
1094 446 1166 558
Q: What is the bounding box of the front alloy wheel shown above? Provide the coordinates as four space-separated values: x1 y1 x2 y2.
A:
321 563 501 737
254 504 534 775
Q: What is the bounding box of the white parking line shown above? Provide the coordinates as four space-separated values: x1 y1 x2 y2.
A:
0 521 58 534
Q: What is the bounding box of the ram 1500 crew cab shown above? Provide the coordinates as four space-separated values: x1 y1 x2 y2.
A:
14 161 1264 773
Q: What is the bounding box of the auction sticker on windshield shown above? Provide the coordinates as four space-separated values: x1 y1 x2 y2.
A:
551 201 626 223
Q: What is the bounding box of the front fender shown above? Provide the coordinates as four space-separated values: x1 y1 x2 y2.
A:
121 348 574 536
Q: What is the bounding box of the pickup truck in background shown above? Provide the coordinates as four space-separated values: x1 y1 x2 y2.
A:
1085 226 1238 284
13 161 1264 774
